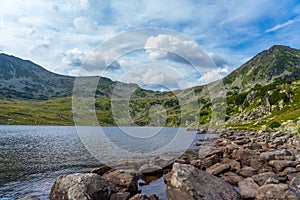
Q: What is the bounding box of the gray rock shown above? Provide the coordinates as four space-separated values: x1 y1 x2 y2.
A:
252 172 278 186
269 160 298 172
166 163 238 200
238 166 257 178
102 169 141 195
289 177 300 198
220 172 244 185
139 164 163 176
90 165 111 176
50 173 117 200
238 178 260 199
221 158 241 172
110 192 131 200
255 184 298 200
260 150 292 161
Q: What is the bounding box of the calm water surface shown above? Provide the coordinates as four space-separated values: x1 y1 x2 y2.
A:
0 126 212 199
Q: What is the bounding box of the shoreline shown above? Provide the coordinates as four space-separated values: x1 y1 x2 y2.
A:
46 130 299 200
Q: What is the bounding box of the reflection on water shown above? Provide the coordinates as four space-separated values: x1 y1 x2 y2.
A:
0 126 212 199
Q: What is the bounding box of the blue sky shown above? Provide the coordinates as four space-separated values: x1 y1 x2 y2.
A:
1 0 300 90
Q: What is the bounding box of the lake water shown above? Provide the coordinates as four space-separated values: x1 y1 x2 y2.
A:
0 126 213 199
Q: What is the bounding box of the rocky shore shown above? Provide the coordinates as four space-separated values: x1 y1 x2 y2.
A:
20 130 300 200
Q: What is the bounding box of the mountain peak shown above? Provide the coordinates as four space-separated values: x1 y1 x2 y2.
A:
224 45 300 91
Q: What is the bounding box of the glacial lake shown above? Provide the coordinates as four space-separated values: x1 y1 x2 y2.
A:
0 126 214 199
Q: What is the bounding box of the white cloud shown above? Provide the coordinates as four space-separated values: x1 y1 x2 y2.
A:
118 64 189 90
0 0 300 89
198 66 229 84
63 48 86 67
265 17 300 33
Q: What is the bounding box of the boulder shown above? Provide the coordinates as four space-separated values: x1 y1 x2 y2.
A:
166 163 238 200
139 164 163 176
205 163 230 175
102 169 141 195
49 173 117 200
221 158 241 172
252 172 278 186
90 165 111 176
281 167 298 176
269 160 298 172
260 150 292 161
220 172 244 185
238 166 257 178
289 177 300 198
255 184 298 200
110 192 131 200
232 148 257 167
238 178 260 199
151 155 175 169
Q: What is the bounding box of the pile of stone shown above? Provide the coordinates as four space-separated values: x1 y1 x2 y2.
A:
166 130 300 199
37 130 300 200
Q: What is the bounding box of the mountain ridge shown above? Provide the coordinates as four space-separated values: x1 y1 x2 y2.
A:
1 45 300 134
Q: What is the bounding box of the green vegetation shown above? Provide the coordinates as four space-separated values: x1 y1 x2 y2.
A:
1 45 300 136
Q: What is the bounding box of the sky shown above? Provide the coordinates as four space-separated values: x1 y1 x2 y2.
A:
1 0 300 90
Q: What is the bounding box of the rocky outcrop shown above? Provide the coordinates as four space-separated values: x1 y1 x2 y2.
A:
165 163 238 200
49 173 117 200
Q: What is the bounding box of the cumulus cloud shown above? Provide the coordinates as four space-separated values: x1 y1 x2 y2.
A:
198 66 229 84
144 34 215 73
118 65 188 90
63 48 86 67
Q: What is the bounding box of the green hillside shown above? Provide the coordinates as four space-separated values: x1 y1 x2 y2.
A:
1 45 300 135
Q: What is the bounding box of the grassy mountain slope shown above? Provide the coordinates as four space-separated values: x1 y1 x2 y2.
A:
1 45 300 135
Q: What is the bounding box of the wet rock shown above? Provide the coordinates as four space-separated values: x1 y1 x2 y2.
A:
110 192 131 200
238 166 257 178
252 172 278 186
296 164 300 171
238 177 260 199
139 164 163 176
220 172 244 185
269 160 298 172
151 155 175 169
206 163 230 175
49 173 117 200
166 163 238 200
255 184 298 200
102 169 141 195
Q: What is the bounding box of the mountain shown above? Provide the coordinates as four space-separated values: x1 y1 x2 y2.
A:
1 45 300 135
224 45 300 92
0 53 151 100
